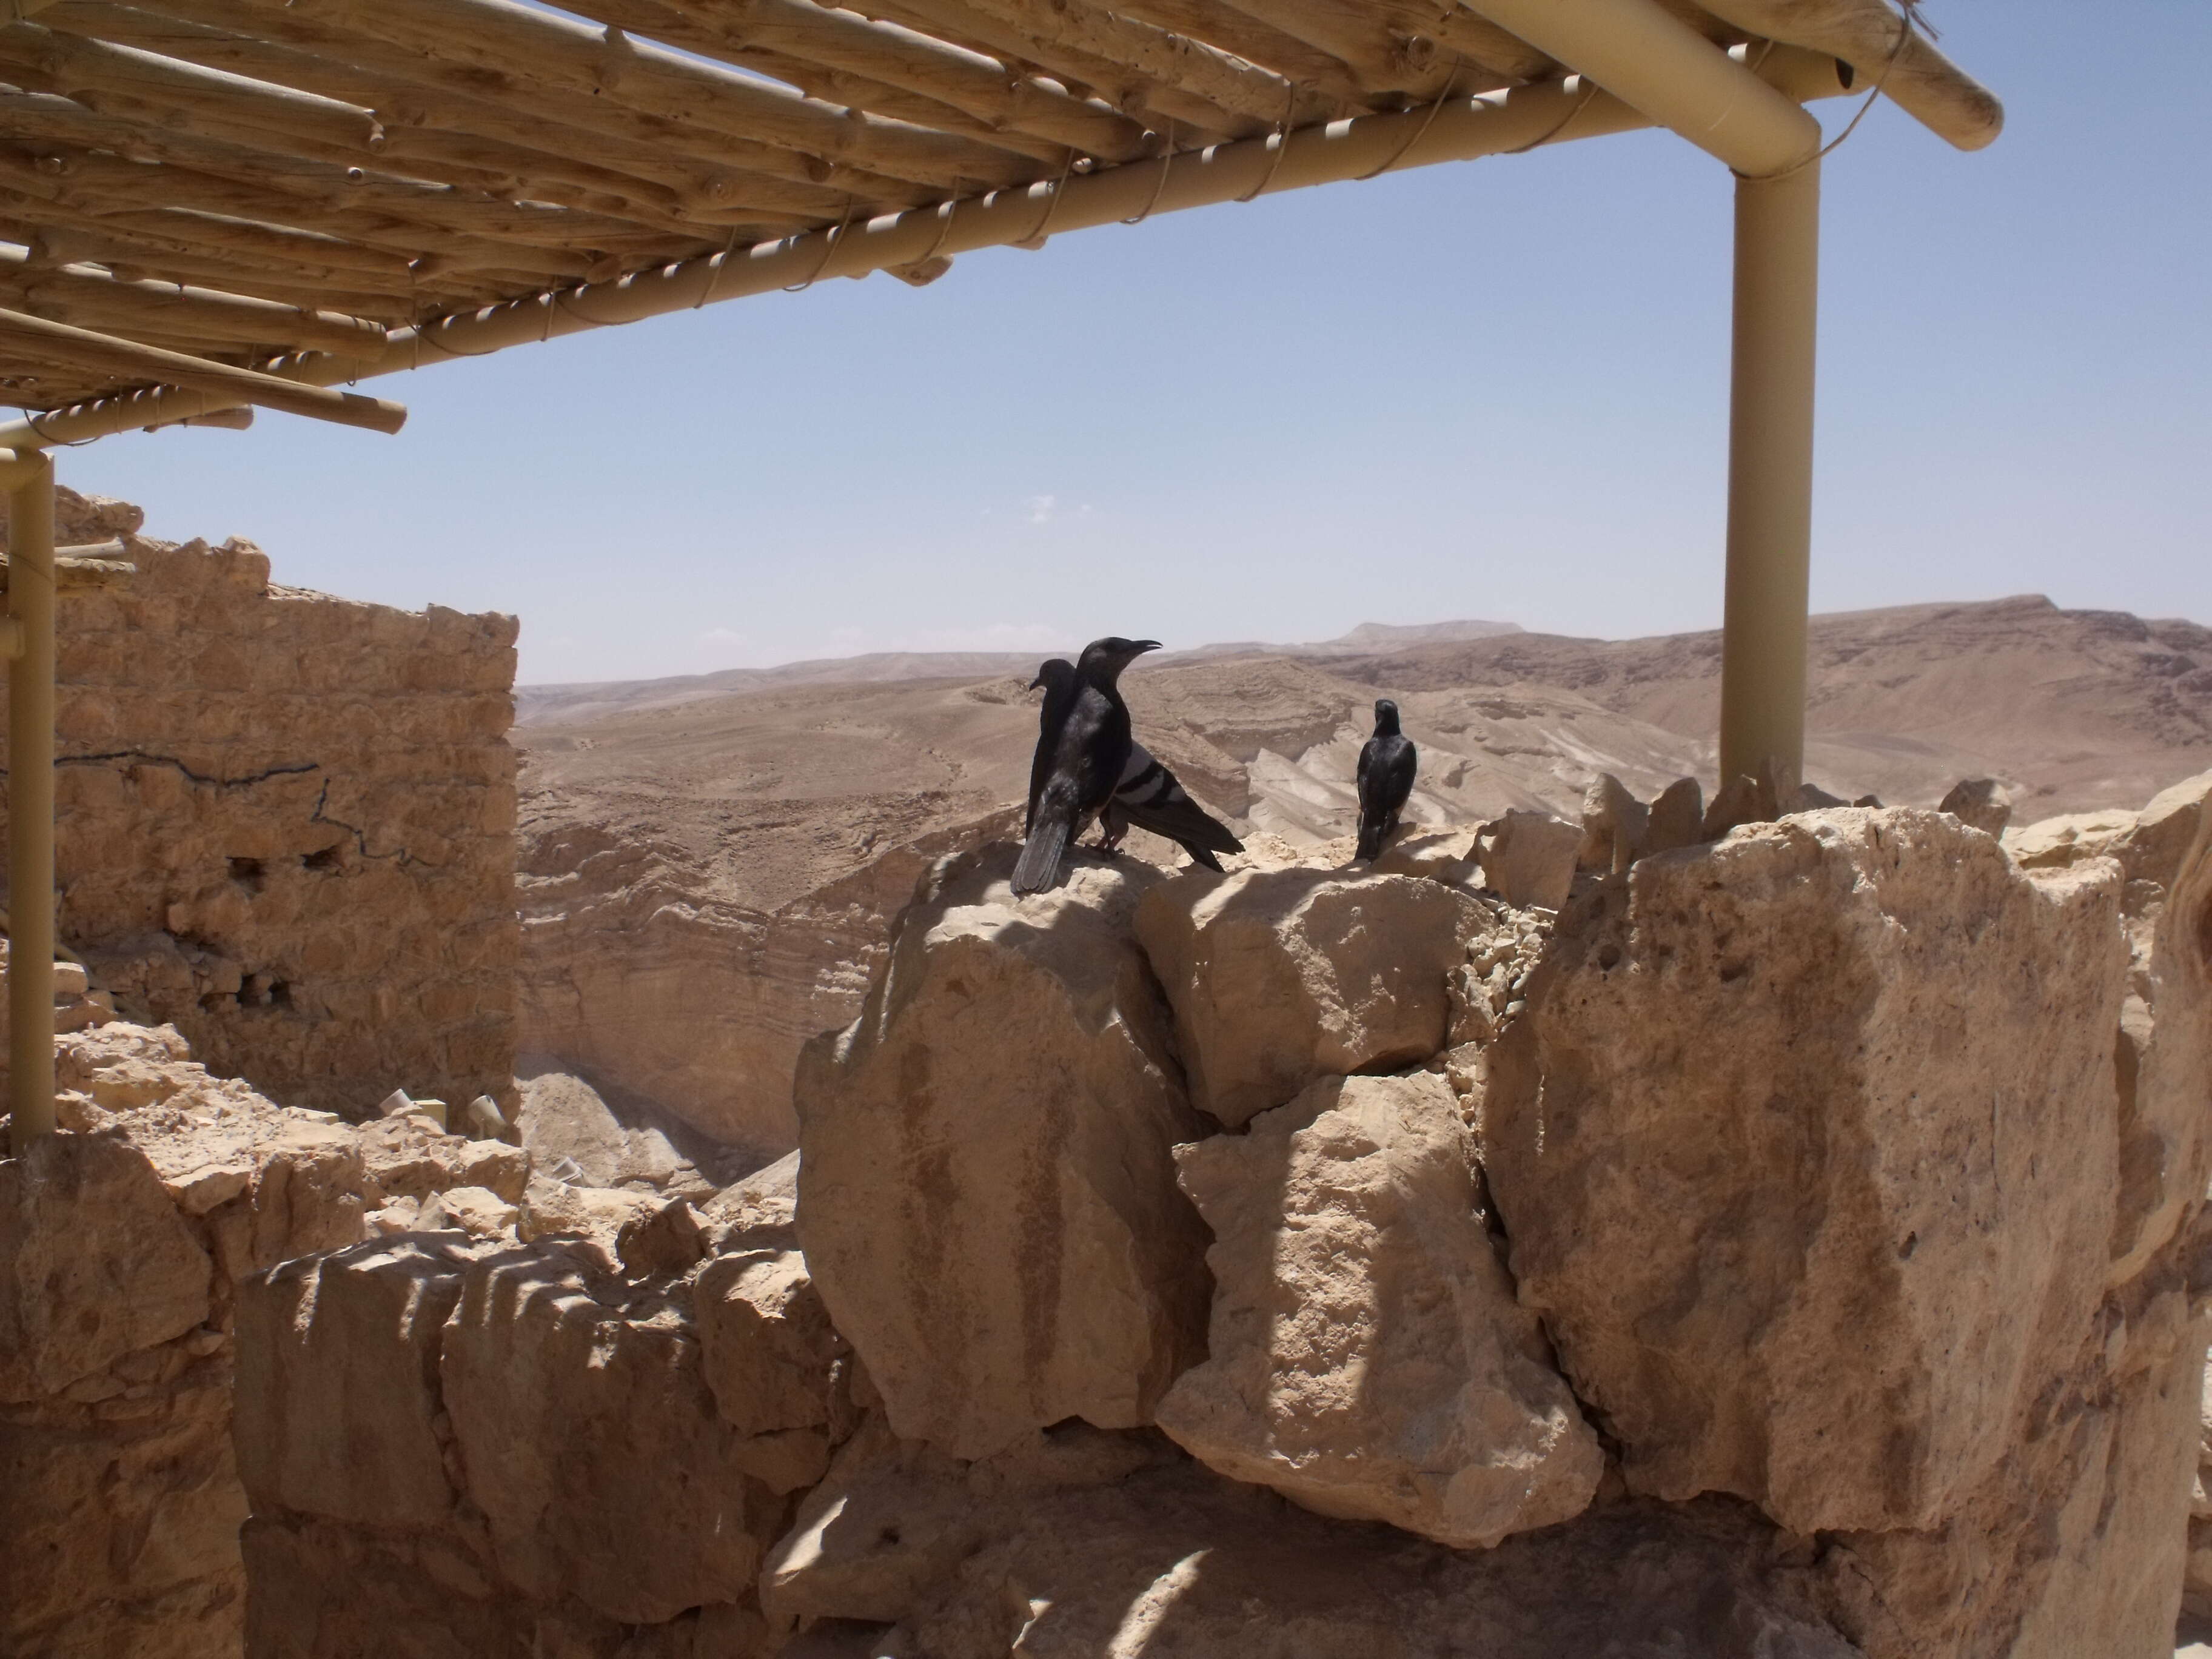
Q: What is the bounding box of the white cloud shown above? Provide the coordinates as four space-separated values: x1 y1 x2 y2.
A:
1027 494 1057 525
697 626 748 646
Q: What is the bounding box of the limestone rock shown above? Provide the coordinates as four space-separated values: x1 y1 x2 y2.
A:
616 1195 707 1276
515 1064 723 1197
797 845 1210 1460
0 1130 211 1401
1135 865 1489 1127
1575 773 1648 874
697 1247 850 1489
516 1172 660 1255
766 1419 1855 1658
1644 776 1704 854
1483 809 2128 1535
702 1148 799 1250
1701 768 1781 840
417 1184 520 1240
1156 1073 1602 1548
438 1243 790 1624
233 1238 473 1529
1938 776 2013 836
1369 828 1480 885
1475 810 1580 910
355 1111 528 1207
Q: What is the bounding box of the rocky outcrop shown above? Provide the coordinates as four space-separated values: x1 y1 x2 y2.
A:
1484 809 2128 1535
795 845 1210 1459
1155 1071 1603 1547
1134 865 1489 1127
235 1224 857 1654
1 1007 545 1659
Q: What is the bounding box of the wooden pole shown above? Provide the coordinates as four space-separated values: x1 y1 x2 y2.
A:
6 446 55 1152
1719 158 1820 796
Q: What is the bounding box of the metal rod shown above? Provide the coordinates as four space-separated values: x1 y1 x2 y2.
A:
1718 158 1820 796
7 447 55 1153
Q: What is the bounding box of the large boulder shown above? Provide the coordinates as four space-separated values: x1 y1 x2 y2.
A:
1483 809 2128 1535
0 1130 211 1401
1155 1072 1602 1547
1134 865 1490 1127
796 846 1210 1460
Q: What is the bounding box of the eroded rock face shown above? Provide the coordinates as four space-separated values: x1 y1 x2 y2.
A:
796 845 1210 1460
1135 865 1488 1128
234 1238 471 1530
0 1130 211 1401
1484 809 2128 1535
439 1247 791 1624
1156 1072 1601 1547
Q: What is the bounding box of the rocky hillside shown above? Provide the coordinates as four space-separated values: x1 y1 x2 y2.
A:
516 595 2211 1155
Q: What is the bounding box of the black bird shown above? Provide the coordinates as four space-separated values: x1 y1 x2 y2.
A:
1024 657 1076 836
1099 742 1244 873
1355 698 1416 862
1014 636 1158 895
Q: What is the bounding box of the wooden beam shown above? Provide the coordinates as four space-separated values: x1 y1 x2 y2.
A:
0 305 406 429
556 0 1147 163
189 0 1049 196
0 245 389 355
1690 0 2004 150
1355 1 1560 82
1186 0 1451 101
859 0 1269 137
45 4 847 229
1101 0 1373 106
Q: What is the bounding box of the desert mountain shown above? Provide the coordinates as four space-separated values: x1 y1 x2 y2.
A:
517 594 2210 1155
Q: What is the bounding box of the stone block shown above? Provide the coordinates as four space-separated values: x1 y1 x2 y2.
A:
0 1130 211 1402
1476 810 1580 910
797 845 1210 1460
1135 866 1488 1128
1483 809 2128 1535
1156 1073 1602 1547
233 1238 471 1529
439 1243 788 1624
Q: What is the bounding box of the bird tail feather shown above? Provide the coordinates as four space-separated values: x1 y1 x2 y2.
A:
1355 813 1384 863
1013 817 1071 894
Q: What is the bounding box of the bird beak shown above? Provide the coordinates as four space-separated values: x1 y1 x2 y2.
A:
1131 640 1162 655
1027 676 1044 691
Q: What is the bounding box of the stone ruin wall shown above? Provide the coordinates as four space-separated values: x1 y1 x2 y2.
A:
0 488 520 1116
221 773 2212 1659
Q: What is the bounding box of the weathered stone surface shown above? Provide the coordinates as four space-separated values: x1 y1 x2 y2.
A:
1575 772 1648 874
356 1111 528 1206
1483 809 2128 1535
765 1419 1857 1658
1156 1072 1602 1548
516 1171 661 1253
2186 1352 2212 1632
797 845 1210 1460
0 1364 246 1654
0 1130 210 1401
1644 776 1704 855
1135 864 1487 1127
703 1148 799 1250
0 491 520 1118
1475 809 1580 910
515 1063 724 1197
1369 828 1480 884
697 1247 848 1441
417 1184 520 1239
439 1243 789 1623
1938 776 2013 836
616 1195 707 1276
243 1514 770 1659
233 1238 472 1529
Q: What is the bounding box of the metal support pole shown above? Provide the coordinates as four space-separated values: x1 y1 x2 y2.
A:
1719 158 1821 797
7 449 56 1151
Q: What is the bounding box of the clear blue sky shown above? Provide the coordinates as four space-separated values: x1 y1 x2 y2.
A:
53 0 2211 685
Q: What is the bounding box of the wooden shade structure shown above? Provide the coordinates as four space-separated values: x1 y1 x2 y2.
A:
0 0 2000 1146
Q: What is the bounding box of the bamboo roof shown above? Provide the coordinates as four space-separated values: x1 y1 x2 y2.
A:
0 0 1998 437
